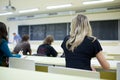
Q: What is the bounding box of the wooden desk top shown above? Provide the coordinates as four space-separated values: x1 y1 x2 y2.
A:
25 56 65 66
0 67 101 80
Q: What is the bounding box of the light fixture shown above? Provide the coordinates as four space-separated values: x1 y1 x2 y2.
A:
0 12 13 16
19 8 39 13
46 4 72 9
3 0 16 12
83 0 114 5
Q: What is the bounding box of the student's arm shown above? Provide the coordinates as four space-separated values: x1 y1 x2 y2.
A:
29 50 32 55
50 46 58 57
92 39 110 70
27 43 32 55
96 51 110 70
0 41 21 58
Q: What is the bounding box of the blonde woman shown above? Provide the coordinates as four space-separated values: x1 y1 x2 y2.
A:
61 14 110 71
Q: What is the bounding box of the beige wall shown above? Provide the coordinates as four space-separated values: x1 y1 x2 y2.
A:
1 12 119 55
0 11 120 41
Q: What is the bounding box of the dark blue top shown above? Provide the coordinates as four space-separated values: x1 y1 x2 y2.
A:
0 39 21 65
37 44 58 57
61 35 102 70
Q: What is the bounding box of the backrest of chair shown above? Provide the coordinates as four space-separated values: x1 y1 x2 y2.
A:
117 63 120 80
48 66 100 79
9 57 35 71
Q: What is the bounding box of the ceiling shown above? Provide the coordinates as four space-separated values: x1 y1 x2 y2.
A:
0 0 120 17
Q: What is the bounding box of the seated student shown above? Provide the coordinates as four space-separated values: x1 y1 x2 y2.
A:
13 34 32 55
0 22 21 67
36 35 58 57
61 14 110 71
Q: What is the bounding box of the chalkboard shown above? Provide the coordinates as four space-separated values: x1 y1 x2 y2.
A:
18 23 68 40
54 23 67 40
68 23 71 35
46 24 55 36
18 20 118 40
18 25 29 37
30 25 46 40
91 20 118 40
44 23 67 40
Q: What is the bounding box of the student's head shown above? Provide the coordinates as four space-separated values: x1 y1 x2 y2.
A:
0 22 8 40
43 35 54 45
70 14 92 37
13 33 16 36
22 34 29 41
66 14 92 51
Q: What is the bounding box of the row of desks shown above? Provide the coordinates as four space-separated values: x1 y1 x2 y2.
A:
10 55 119 80
23 55 120 70
0 67 101 80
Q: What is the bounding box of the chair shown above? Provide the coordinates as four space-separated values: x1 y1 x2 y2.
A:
9 57 35 71
48 66 100 79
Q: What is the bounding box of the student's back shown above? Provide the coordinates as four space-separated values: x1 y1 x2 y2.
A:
13 34 31 55
37 44 57 57
36 35 58 57
0 22 21 67
62 35 100 70
61 14 110 71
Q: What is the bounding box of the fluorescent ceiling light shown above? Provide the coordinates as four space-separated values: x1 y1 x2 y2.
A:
19 8 39 13
83 0 114 5
0 12 13 16
46 4 72 9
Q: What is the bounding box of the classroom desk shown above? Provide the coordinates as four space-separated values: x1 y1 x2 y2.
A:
0 67 101 80
24 56 65 67
24 55 120 70
91 59 120 70
91 59 119 80
22 56 119 80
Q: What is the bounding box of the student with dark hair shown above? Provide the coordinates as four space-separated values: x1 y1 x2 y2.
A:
61 14 110 71
36 35 58 57
0 22 21 67
13 34 32 55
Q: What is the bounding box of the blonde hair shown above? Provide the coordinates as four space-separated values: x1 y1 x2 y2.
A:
43 35 54 45
66 14 92 51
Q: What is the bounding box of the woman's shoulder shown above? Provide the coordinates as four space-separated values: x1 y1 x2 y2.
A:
0 39 7 43
86 36 97 42
0 39 8 47
65 35 70 38
63 35 70 41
